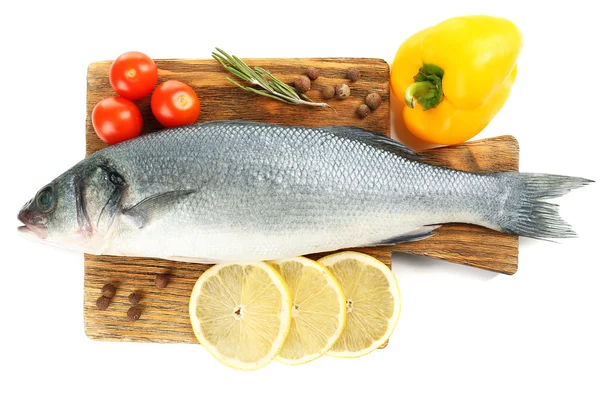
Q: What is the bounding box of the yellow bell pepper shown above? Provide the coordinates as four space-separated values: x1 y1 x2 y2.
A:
390 15 523 145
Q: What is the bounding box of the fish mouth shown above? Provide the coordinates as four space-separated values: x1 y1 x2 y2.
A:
18 209 48 239
18 224 48 239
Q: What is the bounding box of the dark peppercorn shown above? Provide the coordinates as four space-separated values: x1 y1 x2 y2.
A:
101 283 116 299
365 92 383 110
321 85 335 100
347 68 361 82
294 75 311 93
155 274 169 289
356 104 370 118
305 66 319 80
96 296 110 310
128 292 142 305
127 306 142 321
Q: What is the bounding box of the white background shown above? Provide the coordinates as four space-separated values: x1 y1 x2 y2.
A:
1 1 599 399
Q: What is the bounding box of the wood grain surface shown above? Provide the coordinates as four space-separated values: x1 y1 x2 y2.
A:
86 58 391 157
84 57 518 343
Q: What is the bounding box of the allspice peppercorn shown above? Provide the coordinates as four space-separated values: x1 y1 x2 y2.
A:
356 104 370 119
305 66 319 80
101 283 116 299
365 92 382 110
127 306 142 321
294 75 311 93
347 68 361 82
321 85 335 100
155 273 169 289
128 292 142 305
335 84 351 99
96 296 110 311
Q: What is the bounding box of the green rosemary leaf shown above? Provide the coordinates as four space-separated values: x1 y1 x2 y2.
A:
212 47 330 109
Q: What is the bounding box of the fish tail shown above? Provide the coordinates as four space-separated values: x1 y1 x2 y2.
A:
499 173 593 239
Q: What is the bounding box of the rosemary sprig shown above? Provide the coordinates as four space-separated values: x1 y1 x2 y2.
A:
212 48 331 108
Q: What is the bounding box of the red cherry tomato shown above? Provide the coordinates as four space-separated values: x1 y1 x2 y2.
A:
92 97 143 145
109 51 158 100
151 80 201 128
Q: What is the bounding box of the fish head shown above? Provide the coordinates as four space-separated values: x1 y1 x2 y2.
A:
18 158 127 253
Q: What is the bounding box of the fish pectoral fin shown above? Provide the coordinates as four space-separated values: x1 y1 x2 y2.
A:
369 225 441 246
121 189 196 229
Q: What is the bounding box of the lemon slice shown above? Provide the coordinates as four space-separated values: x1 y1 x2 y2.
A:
318 251 401 358
270 257 346 365
189 261 292 371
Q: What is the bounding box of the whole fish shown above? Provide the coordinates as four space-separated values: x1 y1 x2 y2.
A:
17 121 591 263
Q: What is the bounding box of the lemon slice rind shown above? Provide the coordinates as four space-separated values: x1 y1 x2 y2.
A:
189 261 292 371
270 256 347 365
318 251 401 358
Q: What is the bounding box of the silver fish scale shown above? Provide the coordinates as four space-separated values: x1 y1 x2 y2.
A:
92 121 505 261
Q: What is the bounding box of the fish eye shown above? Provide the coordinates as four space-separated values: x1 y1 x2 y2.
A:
36 186 55 212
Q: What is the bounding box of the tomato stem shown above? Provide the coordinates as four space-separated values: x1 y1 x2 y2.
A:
126 68 137 79
178 95 188 107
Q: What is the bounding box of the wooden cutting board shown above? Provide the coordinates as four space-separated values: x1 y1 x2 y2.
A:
84 57 518 343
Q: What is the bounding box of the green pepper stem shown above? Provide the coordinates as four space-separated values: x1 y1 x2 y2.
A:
404 82 435 108
405 64 445 110
404 81 436 108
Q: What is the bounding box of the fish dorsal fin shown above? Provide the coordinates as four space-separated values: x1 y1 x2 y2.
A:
194 121 424 160
322 126 424 161
196 121 422 158
121 190 196 229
